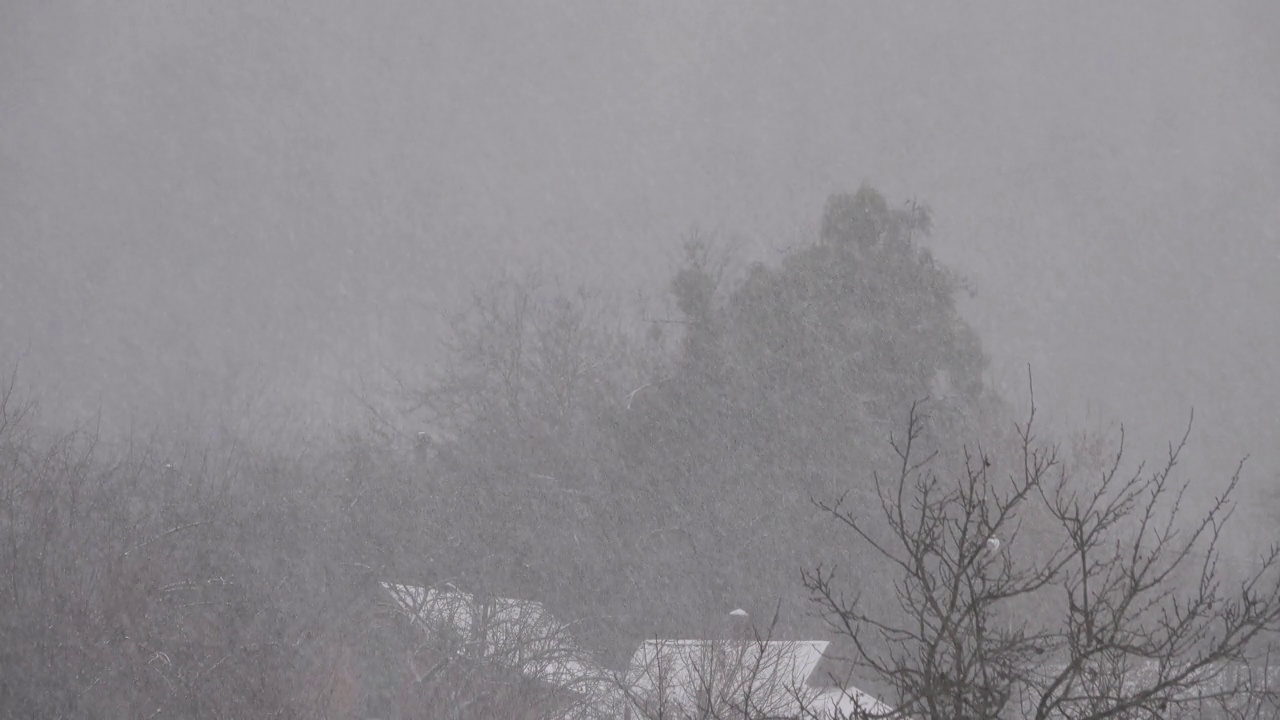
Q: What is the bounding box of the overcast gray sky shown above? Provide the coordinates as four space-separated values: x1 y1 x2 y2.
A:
2 2 1277 504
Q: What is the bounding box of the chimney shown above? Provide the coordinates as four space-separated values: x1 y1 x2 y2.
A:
414 432 432 465
726 608 753 641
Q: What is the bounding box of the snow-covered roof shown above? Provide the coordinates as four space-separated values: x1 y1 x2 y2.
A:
625 638 892 718
628 638 828 693
380 581 620 716
380 583 896 718
813 686 898 718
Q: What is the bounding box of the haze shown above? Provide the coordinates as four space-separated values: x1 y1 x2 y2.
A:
2 1 1277 495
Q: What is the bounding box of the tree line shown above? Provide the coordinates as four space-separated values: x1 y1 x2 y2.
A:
2 185 1277 718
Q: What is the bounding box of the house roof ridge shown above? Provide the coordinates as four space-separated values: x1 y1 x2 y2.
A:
637 635 829 640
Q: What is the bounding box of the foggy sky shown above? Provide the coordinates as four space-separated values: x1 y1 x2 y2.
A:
2 2 1277 508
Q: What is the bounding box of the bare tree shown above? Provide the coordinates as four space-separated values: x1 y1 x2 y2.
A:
0 367 307 718
803 381 1280 720
379 581 618 720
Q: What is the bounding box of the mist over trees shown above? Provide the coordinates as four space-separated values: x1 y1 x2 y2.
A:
4 3 1278 717
7 180 1275 718
396 186 1004 647
7 181 1269 712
